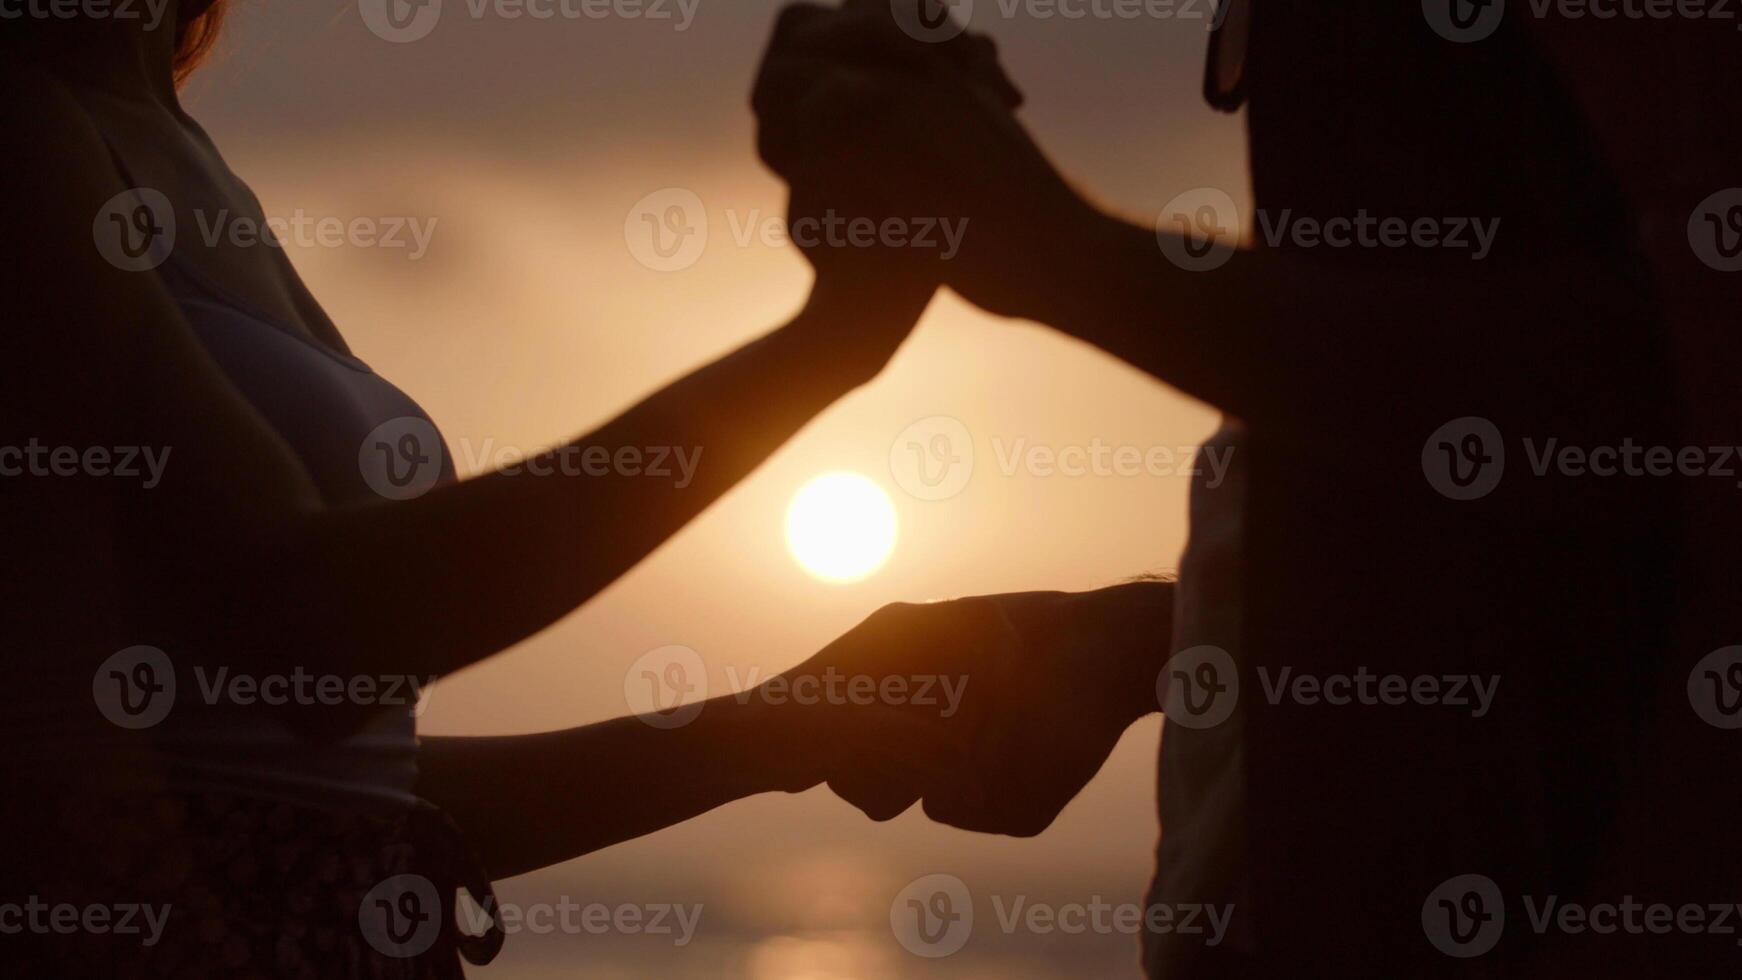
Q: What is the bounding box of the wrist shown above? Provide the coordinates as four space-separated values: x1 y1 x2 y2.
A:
726 690 833 795
1023 197 1123 327
790 273 935 382
1054 582 1173 726
946 187 1108 326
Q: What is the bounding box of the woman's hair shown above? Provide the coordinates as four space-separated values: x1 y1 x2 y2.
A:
173 1 228 87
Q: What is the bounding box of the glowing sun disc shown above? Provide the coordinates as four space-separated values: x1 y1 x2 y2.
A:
785 472 898 583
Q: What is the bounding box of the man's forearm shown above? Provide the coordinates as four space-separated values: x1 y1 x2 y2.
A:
990 580 1175 727
1012 203 1578 432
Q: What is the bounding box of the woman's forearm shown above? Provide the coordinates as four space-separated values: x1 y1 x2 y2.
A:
215 281 932 686
416 696 819 880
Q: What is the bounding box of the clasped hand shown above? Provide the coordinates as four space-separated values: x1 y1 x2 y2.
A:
753 0 1092 323
771 594 1154 838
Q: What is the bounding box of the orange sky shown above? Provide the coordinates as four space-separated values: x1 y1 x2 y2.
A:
186 4 1250 976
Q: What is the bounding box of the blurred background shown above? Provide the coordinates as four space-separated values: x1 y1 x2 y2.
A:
186 2 1249 975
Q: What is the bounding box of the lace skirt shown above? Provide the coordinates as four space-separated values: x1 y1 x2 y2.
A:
0 775 499 979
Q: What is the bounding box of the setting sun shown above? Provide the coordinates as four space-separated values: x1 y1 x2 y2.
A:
784 472 898 583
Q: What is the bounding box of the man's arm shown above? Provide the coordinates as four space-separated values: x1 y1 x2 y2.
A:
1013 206 1602 435
755 4 1616 435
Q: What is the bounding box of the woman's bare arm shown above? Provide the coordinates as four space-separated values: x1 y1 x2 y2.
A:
412 582 1175 880
6 63 930 702
416 594 1024 879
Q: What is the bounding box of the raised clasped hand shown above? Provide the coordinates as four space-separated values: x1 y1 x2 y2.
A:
753 1 1090 321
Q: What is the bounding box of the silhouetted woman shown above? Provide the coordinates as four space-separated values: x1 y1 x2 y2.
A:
0 3 1005 974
